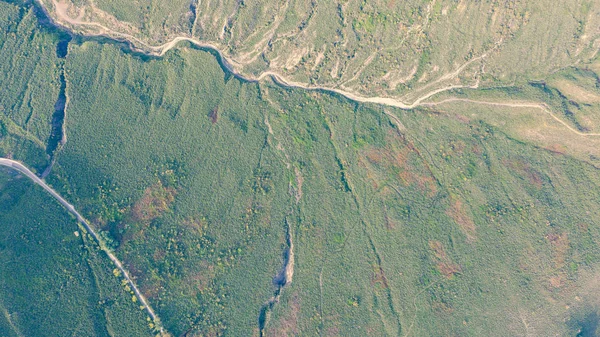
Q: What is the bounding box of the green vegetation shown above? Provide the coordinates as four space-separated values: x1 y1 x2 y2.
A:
0 2 63 173
1 0 600 336
0 169 151 336
54 37 600 335
56 40 289 335
0 3 60 142
260 86 600 336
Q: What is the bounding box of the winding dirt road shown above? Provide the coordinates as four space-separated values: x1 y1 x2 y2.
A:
37 0 600 139
40 0 483 110
0 158 165 334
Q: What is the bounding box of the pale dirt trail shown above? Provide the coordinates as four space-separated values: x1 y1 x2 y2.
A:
421 98 600 137
0 158 165 335
38 0 600 140
41 0 484 110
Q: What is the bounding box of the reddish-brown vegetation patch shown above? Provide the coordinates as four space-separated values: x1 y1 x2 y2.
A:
545 143 567 154
182 215 207 235
546 232 570 269
152 248 166 262
383 205 398 230
452 113 471 124
393 145 411 169
431 300 455 314
92 216 108 228
449 140 466 155
360 131 438 197
365 148 384 165
429 240 461 278
471 144 483 155
140 281 162 299
503 158 544 189
189 326 222 337
186 261 215 293
325 315 342 337
209 106 219 124
294 167 304 203
371 264 390 289
410 171 438 197
577 223 589 233
131 260 163 299
549 274 566 288
545 232 570 289
131 180 176 222
124 260 143 279
446 197 476 242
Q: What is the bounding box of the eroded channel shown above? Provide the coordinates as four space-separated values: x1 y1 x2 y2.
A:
258 217 295 336
41 34 70 178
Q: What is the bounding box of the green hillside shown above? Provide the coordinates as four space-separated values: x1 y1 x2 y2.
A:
1 0 600 336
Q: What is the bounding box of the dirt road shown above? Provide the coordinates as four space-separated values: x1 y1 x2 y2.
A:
421 98 600 137
40 0 484 110
38 0 600 139
0 158 165 334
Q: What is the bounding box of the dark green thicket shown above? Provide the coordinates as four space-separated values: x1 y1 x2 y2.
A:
0 170 151 336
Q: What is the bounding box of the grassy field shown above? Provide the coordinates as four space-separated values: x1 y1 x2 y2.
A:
55 35 600 335
260 85 600 336
2 0 600 336
0 1 64 173
55 39 295 335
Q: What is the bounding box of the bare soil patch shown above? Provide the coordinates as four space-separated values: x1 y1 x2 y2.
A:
209 106 219 124
545 143 567 155
552 80 600 104
371 264 391 289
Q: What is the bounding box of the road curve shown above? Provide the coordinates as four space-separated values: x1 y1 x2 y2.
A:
0 158 165 334
34 0 600 140
37 0 484 111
